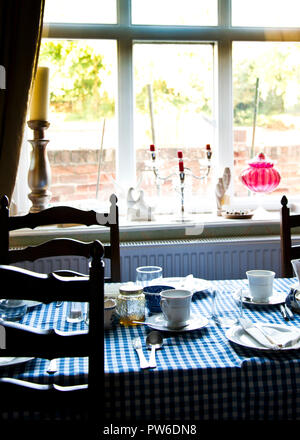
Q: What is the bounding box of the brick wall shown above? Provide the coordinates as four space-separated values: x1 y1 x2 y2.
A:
48 149 116 203
48 130 300 203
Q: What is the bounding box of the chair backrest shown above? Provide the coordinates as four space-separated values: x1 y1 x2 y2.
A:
0 240 104 428
0 194 121 282
280 195 300 277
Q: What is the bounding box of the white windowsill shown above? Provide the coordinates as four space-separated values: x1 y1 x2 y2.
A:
9 209 287 249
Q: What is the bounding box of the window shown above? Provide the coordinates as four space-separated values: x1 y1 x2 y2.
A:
233 42 300 199
21 0 300 221
39 38 117 204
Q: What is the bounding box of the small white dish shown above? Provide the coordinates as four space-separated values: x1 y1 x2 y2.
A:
226 323 300 351
233 289 286 305
145 313 209 332
0 357 34 367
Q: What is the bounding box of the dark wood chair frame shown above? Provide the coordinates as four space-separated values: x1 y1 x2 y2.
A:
280 195 300 277
0 240 104 433
0 194 121 282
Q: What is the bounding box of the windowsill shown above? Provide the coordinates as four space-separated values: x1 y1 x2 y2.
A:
9 209 289 249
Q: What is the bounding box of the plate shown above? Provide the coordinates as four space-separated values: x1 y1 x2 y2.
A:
0 357 34 367
223 213 253 219
226 323 300 351
24 301 42 308
0 300 42 308
157 277 211 294
233 289 286 305
144 313 209 332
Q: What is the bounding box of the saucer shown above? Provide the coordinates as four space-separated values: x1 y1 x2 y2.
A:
144 313 209 332
233 289 286 305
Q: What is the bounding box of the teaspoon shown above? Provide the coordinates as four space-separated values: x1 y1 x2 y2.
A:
146 331 163 368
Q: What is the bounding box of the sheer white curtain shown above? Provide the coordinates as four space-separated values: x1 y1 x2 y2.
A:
10 125 31 215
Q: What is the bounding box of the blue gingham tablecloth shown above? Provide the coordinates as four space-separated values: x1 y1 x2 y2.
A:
0 302 89 387
104 277 300 422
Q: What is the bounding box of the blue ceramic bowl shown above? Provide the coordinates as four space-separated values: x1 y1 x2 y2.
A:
143 285 175 313
286 287 300 313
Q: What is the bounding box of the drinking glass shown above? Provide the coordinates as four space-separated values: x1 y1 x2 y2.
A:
136 266 163 287
66 301 84 323
0 299 27 321
212 289 239 328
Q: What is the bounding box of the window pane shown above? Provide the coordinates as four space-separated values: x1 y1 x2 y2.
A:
233 42 300 198
133 43 215 216
232 0 300 27
132 0 217 26
44 0 116 24
38 39 117 205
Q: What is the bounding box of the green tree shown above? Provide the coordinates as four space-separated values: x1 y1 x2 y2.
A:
39 40 115 120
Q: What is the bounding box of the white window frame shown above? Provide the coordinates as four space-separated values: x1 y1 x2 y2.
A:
42 0 300 206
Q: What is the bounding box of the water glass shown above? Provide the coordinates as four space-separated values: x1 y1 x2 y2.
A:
212 290 239 328
0 299 27 321
66 301 84 323
136 266 163 287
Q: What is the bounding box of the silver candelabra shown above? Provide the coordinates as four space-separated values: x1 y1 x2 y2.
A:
146 144 212 220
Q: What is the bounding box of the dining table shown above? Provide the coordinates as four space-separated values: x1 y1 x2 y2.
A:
0 276 300 426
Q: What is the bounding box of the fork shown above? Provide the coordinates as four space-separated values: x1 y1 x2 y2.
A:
132 337 149 369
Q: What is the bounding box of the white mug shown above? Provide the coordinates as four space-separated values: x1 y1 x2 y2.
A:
246 270 275 301
160 289 192 329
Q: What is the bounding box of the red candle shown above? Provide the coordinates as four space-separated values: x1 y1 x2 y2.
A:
179 161 184 172
150 144 155 152
177 150 183 159
206 144 211 150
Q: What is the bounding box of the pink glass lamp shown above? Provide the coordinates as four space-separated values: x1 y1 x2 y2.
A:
240 152 281 193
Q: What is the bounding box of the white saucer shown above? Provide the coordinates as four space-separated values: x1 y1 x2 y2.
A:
226 323 300 351
145 313 209 332
233 289 286 305
25 301 42 308
0 357 34 367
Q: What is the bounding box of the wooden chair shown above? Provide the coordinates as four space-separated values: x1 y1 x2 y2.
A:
0 240 104 433
280 195 300 277
0 194 121 282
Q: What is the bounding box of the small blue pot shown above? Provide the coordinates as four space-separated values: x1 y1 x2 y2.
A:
143 285 175 313
286 287 300 313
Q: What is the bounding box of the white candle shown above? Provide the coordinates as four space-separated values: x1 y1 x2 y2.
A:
30 66 49 121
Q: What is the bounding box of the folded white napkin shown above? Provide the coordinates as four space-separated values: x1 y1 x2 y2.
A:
239 317 300 349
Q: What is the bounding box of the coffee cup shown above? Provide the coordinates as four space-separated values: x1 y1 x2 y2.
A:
246 270 275 302
160 289 192 329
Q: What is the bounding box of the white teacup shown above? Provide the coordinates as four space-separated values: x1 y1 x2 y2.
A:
246 270 275 302
104 299 117 329
160 289 192 329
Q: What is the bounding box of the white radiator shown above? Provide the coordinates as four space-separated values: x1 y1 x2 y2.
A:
14 236 283 281
119 237 283 281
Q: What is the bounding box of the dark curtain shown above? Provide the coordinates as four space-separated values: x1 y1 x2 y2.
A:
0 0 45 202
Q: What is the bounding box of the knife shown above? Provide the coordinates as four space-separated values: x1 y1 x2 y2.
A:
284 304 294 320
280 304 288 321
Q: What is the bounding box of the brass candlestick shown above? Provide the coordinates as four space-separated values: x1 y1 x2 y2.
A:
27 120 51 213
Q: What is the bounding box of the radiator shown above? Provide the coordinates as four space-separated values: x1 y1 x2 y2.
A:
119 237 283 281
14 236 284 281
